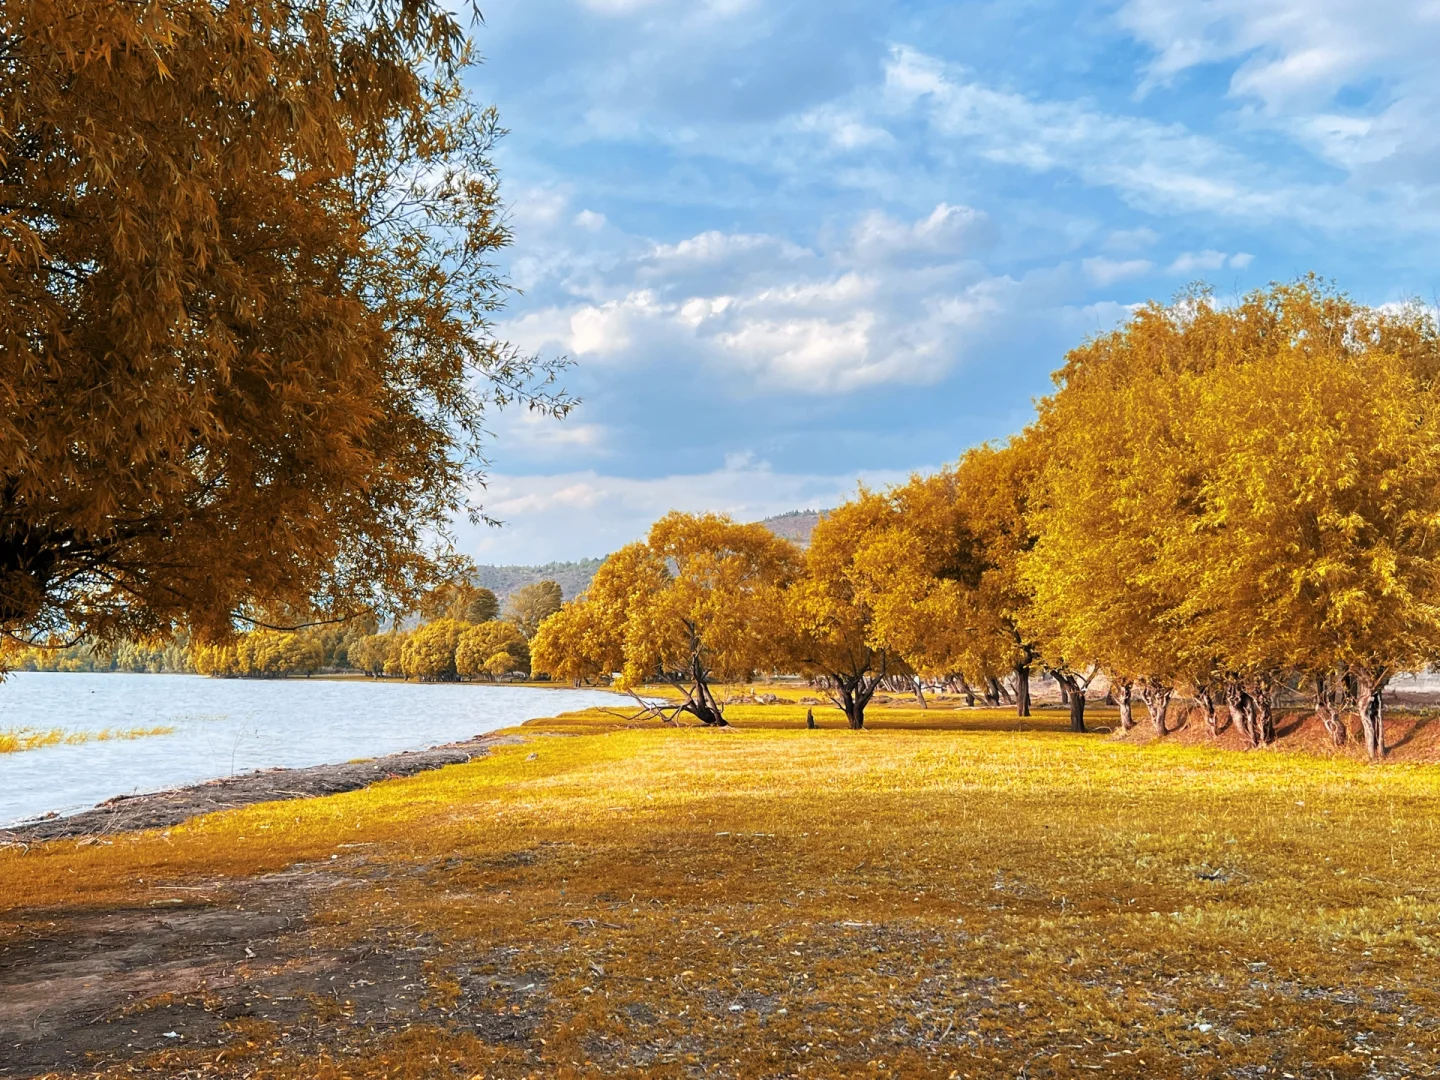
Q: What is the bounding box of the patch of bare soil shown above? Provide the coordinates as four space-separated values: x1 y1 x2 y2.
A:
0 862 548 1078
0 733 526 844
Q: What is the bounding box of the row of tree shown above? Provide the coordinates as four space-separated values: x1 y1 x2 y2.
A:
532 281 1440 758
188 581 563 680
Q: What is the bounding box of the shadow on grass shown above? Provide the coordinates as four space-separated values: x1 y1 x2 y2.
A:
525 702 1118 736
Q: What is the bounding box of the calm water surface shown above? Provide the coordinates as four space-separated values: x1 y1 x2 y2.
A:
0 672 622 826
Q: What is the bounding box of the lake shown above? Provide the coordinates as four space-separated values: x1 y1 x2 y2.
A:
0 672 624 827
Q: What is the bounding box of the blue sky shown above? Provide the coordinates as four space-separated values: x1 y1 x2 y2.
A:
456 0 1440 564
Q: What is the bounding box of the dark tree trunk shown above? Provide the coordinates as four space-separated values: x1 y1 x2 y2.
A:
1313 672 1347 746
1356 670 1387 760
1057 678 1070 706
1115 680 1134 731
682 659 727 726
1246 674 1275 745
956 674 976 708
985 676 1005 707
1225 679 1256 747
805 707 815 729
1013 664 1031 718
913 677 927 709
1139 681 1172 736
1067 683 1086 733
830 672 879 730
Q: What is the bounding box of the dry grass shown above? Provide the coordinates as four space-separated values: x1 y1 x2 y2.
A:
0 724 175 754
6 703 1440 1077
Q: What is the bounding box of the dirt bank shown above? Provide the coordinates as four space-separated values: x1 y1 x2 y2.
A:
0 732 526 844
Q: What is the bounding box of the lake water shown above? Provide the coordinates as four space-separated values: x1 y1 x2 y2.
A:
0 672 623 827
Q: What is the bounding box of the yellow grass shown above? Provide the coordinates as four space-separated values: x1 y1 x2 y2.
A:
0 724 175 753
6 704 1440 1077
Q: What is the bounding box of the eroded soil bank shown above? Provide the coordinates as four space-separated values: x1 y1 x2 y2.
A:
1 733 524 843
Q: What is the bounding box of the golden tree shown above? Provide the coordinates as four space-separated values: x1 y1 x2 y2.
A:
456 620 530 679
531 514 799 725
0 0 571 653
859 442 1042 718
1025 280 1440 755
400 619 469 681
784 495 906 729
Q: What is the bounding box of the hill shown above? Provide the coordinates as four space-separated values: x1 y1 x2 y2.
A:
759 508 827 547
473 558 604 602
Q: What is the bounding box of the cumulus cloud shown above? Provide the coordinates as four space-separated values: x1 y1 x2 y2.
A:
497 205 1042 394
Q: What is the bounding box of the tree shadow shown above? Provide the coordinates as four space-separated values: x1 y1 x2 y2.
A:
1387 712 1436 752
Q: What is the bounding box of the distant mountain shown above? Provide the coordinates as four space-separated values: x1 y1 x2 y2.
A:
760 509 828 548
474 558 605 602
474 512 829 602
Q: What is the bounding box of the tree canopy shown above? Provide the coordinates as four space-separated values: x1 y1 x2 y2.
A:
532 513 798 725
0 0 570 653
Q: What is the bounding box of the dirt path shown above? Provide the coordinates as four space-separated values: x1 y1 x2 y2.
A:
0 732 526 844
0 860 547 1078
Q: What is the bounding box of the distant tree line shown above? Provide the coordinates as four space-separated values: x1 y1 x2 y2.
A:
533 280 1440 759
188 580 564 681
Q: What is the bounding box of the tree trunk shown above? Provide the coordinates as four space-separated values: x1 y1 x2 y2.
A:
1196 686 1218 736
983 676 1002 707
1356 669 1387 760
805 707 816 730
1067 680 1086 733
1225 679 1256 747
1139 681 1172 736
685 660 727 726
956 674 976 708
831 672 878 730
1057 678 1070 706
1246 674 1275 745
913 677 927 709
1313 672 1346 746
1115 680 1134 731
1013 664 1031 718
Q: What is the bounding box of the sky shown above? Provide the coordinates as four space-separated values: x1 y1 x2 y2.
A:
455 0 1440 564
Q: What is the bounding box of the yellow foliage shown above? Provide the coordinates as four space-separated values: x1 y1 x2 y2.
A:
399 619 469 681
454 620 529 679
0 0 568 654
532 513 799 724
189 631 322 678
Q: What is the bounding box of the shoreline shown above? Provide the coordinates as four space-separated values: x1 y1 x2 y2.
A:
0 731 528 844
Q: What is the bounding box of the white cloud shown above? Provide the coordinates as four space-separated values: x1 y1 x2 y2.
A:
1118 0 1440 175
851 203 994 262
574 209 608 231
500 210 1039 394
1166 249 1254 274
461 460 918 563
881 45 1357 224
1083 257 1154 285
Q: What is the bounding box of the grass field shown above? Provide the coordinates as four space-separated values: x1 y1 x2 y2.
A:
4 702 1440 1078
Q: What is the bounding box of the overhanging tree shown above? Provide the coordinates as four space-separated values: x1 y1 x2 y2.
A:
0 0 571 651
